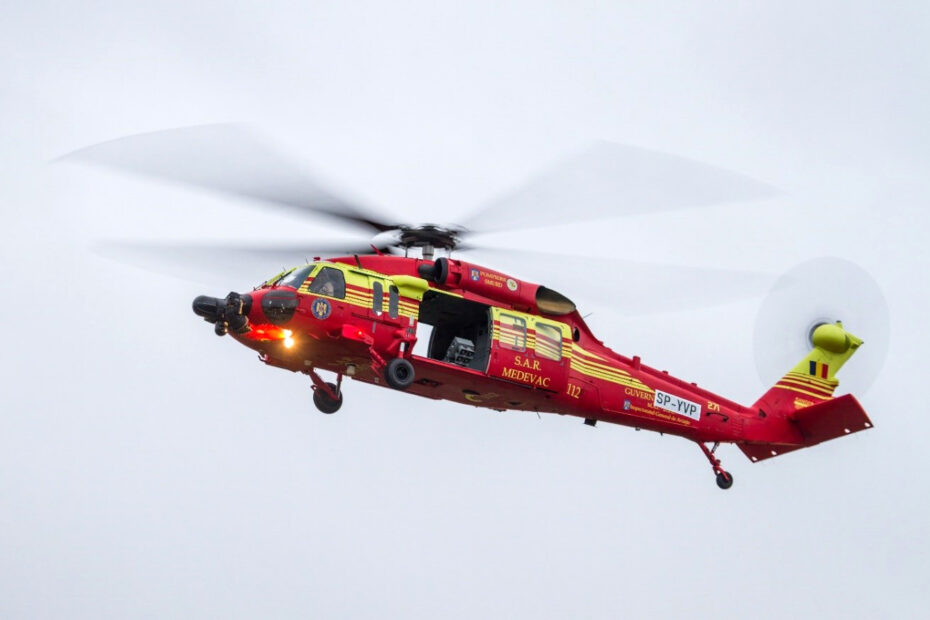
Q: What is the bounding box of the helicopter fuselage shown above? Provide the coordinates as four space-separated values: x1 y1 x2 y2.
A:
191 254 873 487
205 256 770 440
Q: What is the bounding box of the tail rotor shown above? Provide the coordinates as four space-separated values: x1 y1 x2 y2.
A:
753 257 889 396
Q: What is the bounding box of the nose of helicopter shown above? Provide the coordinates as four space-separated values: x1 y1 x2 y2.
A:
193 288 301 337
257 289 299 326
192 291 253 336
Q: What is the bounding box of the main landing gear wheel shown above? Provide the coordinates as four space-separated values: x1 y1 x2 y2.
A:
384 358 415 390
313 382 343 414
716 471 734 490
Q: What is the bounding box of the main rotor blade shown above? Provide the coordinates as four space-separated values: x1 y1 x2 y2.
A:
462 248 776 316
94 239 384 284
61 124 399 233
459 142 779 233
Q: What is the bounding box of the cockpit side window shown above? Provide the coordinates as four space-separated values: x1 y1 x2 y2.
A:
372 281 383 315
388 285 399 319
308 267 346 299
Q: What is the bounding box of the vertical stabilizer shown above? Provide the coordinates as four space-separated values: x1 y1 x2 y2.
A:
754 322 862 415
740 322 870 461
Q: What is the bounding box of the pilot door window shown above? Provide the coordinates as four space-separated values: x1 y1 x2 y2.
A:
372 281 384 314
498 314 527 352
534 322 562 361
308 267 346 299
388 285 399 319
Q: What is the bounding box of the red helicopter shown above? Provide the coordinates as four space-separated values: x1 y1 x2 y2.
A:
67 125 877 489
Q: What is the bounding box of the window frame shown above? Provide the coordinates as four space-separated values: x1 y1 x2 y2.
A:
388 285 399 319
498 313 527 352
372 280 384 315
277 264 316 290
533 321 563 362
307 266 347 299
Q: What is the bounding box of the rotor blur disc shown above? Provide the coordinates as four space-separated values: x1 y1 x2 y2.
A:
753 257 889 395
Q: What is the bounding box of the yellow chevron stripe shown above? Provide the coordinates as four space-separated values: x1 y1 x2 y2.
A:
775 383 831 400
785 371 836 388
570 359 651 390
571 359 632 382
573 354 632 377
572 345 608 362
779 377 835 396
785 373 834 386
574 367 653 391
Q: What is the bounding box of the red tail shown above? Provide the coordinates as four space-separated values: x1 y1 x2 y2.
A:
738 322 873 462
739 394 873 462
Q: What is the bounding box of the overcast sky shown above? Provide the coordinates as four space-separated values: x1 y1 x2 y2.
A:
2 2 929 618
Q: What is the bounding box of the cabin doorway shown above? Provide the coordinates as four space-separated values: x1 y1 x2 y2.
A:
417 290 491 372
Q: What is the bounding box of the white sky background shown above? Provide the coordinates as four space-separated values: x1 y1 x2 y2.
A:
2 1 929 618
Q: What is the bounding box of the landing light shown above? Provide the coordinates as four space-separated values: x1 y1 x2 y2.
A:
283 329 295 349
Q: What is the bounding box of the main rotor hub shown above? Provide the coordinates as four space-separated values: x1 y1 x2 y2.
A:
396 224 463 250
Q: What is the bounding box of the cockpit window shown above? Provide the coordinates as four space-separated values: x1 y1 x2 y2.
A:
308 267 346 299
278 264 315 289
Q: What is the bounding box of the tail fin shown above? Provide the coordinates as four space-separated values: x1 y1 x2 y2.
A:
740 322 873 462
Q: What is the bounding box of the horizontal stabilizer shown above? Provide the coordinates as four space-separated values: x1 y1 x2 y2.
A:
793 393 873 445
739 394 873 462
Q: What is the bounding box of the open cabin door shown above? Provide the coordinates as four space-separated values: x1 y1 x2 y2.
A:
414 290 492 372
488 308 569 393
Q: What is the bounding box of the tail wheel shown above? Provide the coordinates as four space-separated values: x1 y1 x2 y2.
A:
313 382 343 414
716 471 734 490
385 358 415 390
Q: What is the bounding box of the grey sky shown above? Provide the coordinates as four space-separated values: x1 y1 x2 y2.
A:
2 1 928 618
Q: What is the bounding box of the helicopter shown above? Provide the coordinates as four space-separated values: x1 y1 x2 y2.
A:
65 125 880 489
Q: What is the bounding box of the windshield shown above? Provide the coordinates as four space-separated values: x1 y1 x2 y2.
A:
261 268 293 288
277 264 316 289
260 263 316 289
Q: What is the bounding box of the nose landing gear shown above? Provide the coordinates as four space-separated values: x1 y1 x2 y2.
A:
307 368 343 414
313 382 343 414
698 442 734 490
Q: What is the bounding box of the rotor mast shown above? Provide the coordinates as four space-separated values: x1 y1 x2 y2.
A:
394 224 461 261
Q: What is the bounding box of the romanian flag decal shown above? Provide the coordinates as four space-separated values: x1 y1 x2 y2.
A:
809 361 829 378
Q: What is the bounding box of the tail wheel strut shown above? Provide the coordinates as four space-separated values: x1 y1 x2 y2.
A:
698 442 734 490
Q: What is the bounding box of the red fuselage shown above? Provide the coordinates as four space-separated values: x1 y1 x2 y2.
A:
227 255 784 447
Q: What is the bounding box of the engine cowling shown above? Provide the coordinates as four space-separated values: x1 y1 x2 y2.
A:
419 258 576 316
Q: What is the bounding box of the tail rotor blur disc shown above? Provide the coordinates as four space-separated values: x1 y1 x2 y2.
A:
753 257 889 395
